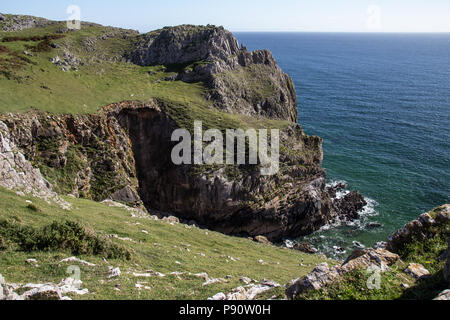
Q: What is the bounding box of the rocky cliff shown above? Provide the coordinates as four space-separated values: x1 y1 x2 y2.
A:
0 16 365 241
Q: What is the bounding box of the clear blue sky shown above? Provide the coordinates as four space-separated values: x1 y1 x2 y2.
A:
1 0 449 32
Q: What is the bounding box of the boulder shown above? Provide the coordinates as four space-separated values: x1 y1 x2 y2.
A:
404 263 431 280
22 284 62 300
293 242 318 254
434 289 450 300
0 274 6 300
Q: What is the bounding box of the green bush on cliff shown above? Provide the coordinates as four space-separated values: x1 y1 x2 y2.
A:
0 219 131 259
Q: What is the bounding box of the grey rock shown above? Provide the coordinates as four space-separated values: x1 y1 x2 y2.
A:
434 289 450 300
293 242 318 254
22 284 62 300
404 263 431 280
387 205 450 253
254 236 272 245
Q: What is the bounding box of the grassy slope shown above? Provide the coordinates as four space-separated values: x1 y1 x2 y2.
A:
297 207 450 300
0 186 332 300
0 21 292 132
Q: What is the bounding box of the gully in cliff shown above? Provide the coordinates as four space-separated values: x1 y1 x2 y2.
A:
171 121 280 176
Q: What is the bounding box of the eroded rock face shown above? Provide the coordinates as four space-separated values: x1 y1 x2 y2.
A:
130 25 240 66
130 25 298 122
445 237 450 283
286 248 400 299
0 14 55 32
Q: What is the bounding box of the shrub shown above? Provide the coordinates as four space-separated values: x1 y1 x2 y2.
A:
0 219 131 260
26 203 40 212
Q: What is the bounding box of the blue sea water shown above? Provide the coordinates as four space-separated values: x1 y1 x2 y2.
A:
235 32 450 258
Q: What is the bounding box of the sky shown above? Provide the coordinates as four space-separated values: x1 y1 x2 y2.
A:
1 0 450 33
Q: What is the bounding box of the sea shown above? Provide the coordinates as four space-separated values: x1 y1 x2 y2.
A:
235 32 450 258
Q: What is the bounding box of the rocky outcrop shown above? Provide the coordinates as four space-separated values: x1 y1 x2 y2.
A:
1 99 343 241
434 289 450 300
0 274 88 300
286 248 399 299
0 108 140 204
293 242 318 254
129 25 298 122
209 279 280 300
387 204 450 253
0 121 71 209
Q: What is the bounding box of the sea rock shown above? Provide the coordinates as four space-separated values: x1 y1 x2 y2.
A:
404 263 430 280
293 242 318 254
286 248 400 299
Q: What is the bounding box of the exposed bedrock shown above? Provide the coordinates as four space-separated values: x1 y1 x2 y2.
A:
1 100 363 241
129 25 298 122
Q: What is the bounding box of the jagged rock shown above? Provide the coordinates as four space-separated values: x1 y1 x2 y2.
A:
0 121 71 210
1 14 55 32
0 274 6 300
0 14 5 21
60 257 96 267
286 248 400 299
404 263 430 280
209 280 280 300
434 289 450 300
22 284 62 300
254 236 272 245
130 25 297 122
387 204 450 253
108 267 121 278
293 242 318 254
110 185 140 204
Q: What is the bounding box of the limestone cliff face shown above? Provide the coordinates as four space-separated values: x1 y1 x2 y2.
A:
0 21 357 241
1 100 336 241
129 25 298 122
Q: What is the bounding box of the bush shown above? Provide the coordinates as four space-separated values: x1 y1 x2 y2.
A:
0 219 131 260
26 203 40 212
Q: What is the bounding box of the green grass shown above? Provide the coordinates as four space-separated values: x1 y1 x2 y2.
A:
0 186 331 300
